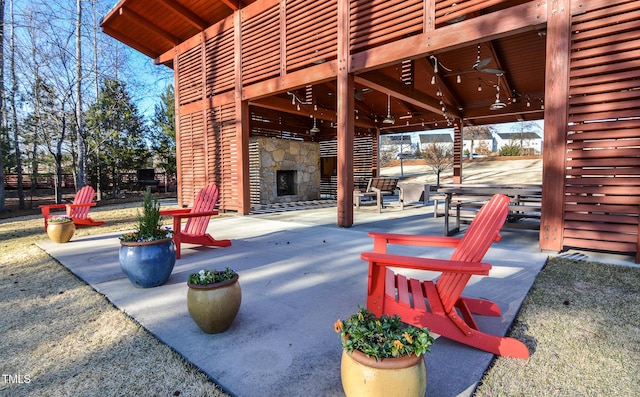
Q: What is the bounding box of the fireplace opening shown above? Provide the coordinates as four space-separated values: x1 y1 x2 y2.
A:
277 170 296 196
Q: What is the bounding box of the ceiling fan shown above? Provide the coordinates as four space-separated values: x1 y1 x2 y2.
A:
355 87 372 101
472 44 505 75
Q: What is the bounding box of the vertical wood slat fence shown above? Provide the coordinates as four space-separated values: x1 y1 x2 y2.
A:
566 0 640 258
171 0 640 260
175 0 516 207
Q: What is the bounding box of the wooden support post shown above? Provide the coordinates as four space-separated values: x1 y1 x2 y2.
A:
336 0 354 227
235 11 251 215
540 0 571 251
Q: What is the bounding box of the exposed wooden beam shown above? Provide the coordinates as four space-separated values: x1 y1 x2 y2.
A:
156 0 209 31
102 25 159 59
119 6 180 46
350 1 547 73
324 81 376 124
242 61 338 101
355 72 461 119
421 56 464 110
250 96 375 129
220 0 241 12
485 41 514 101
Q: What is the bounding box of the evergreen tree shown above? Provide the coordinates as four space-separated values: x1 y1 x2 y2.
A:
151 85 176 188
85 79 150 197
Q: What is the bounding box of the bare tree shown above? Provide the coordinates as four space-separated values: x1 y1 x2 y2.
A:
0 0 5 212
19 4 75 203
421 142 453 187
3 0 173 205
75 0 86 188
9 0 24 209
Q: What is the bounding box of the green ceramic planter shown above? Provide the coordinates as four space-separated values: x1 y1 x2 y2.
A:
187 274 241 334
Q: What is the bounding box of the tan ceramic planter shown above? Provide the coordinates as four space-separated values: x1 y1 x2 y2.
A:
47 221 75 243
187 274 241 334
341 349 427 397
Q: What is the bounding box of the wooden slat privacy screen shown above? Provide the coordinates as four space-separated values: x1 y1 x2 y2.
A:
206 29 235 96
286 0 338 71
319 137 375 197
350 0 423 52
241 4 280 84
171 0 640 259
177 46 203 107
176 103 239 210
174 0 528 212
177 111 205 203
565 1 640 256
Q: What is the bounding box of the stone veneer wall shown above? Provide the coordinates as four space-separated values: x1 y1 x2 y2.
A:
249 137 321 205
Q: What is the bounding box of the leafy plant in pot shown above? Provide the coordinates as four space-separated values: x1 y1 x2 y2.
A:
334 306 434 397
119 188 176 288
187 267 242 334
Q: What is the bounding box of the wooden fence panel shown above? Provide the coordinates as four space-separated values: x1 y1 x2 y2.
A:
564 0 640 257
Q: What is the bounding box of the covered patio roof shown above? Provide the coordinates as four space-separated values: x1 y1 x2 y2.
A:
102 0 546 132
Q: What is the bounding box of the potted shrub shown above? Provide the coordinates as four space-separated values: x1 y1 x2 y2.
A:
334 306 434 397
187 267 241 334
119 188 175 288
46 215 75 243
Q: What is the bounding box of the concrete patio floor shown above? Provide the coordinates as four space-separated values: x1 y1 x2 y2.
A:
37 199 548 397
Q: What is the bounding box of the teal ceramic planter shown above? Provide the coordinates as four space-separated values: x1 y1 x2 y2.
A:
119 238 176 288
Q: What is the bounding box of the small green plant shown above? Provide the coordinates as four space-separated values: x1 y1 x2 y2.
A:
499 143 523 156
119 188 173 242
188 268 237 285
48 215 73 223
334 306 434 361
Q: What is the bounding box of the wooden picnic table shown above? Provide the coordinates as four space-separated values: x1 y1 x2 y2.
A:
437 184 542 235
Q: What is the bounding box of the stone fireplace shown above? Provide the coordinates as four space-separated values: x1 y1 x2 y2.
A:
277 170 296 196
249 137 321 205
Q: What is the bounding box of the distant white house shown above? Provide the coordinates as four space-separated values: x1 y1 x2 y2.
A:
495 132 543 154
462 130 493 155
419 133 453 150
380 134 414 158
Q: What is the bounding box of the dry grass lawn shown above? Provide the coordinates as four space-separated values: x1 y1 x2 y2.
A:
475 258 640 396
0 206 229 397
1 202 638 396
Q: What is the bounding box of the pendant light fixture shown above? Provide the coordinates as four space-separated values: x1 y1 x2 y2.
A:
383 94 395 124
489 73 507 110
310 117 320 134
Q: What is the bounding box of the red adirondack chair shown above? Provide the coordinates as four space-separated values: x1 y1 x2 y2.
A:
160 183 231 259
361 194 530 358
40 185 105 231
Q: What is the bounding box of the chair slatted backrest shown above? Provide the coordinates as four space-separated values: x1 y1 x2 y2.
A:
370 178 399 193
436 194 510 312
184 184 220 236
67 186 95 219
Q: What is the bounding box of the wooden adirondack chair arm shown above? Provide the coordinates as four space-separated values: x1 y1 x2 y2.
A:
368 231 461 253
361 251 492 275
369 231 461 247
162 210 219 219
66 202 97 209
160 208 192 216
39 203 67 213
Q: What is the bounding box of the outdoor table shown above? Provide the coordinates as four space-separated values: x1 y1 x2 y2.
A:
437 184 542 235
